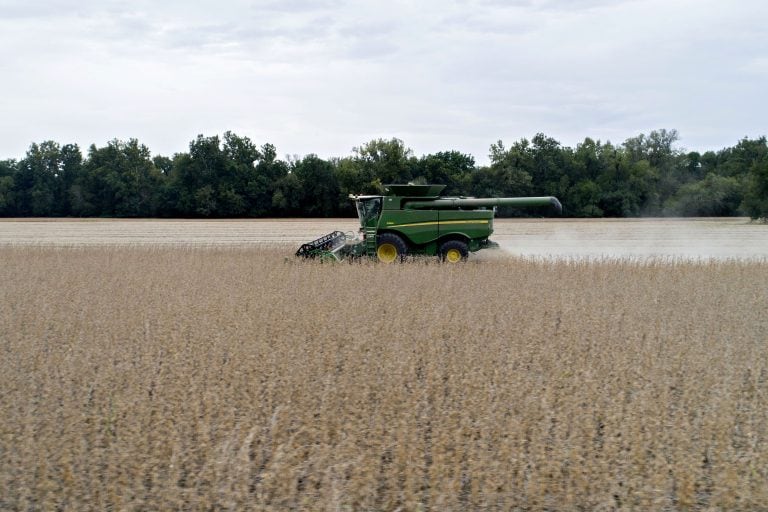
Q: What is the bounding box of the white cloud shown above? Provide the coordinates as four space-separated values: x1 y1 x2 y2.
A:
0 0 766 163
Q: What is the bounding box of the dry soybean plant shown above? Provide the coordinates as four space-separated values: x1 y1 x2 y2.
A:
0 246 766 511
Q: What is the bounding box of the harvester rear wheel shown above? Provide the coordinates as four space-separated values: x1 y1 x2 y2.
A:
439 240 468 263
377 233 407 263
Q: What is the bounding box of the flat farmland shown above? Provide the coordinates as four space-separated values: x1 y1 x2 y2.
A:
0 217 766 259
1 219 767 510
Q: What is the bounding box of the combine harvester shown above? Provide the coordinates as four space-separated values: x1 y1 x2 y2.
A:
296 184 562 262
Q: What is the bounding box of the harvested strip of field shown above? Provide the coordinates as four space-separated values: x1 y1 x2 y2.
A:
1 247 767 510
1 218 766 260
0 218 358 246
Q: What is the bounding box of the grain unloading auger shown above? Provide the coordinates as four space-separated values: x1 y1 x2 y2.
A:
296 184 562 262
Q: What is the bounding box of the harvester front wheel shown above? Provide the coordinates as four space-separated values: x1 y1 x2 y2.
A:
377 233 407 263
439 240 468 263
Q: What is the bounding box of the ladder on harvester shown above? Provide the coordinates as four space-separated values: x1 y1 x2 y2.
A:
364 227 377 257
295 231 348 260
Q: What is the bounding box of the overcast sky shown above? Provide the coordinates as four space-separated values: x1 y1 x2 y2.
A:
1 0 766 164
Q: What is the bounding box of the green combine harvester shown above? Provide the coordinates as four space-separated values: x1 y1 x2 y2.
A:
295 184 562 262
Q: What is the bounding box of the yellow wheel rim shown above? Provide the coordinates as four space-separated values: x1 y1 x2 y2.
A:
445 248 462 263
377 243 398 263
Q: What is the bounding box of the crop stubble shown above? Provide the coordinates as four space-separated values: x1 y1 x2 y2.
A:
1 246 766 510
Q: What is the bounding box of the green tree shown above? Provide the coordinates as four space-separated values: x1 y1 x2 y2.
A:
699 150 719 175
153 155 173 176
170 134 240 216
529 133 571 196
411 151 474 195
664 173 744 216
82 139 162 216
169 133 286 217
740 138 768 220
15 141 82 216
18 142 57 216
0 159 16 215
621 129 683 213
58 144 84 216
683 151 704 180
250 142 288 216
469 141 536 217
572 138 604 183
599 159 656 217
271 172 301 215
288 154 339 217
564 138 610 216
171 135 225 216
218 132 261 216
567 179 604 217
483 139 533 196
353 138 414 185
332 156 371 215
714 136 767 178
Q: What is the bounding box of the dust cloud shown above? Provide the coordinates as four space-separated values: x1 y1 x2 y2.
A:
492 218 768 261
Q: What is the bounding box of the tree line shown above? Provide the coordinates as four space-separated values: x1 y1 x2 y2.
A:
0 129 766 219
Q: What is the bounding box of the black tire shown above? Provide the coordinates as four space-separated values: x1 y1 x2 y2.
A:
376 233 408 263
439 239 469 263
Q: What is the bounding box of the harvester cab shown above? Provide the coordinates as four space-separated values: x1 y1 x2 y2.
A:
355 195 383 228
296 184 562 262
